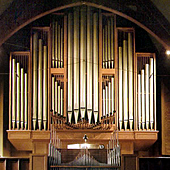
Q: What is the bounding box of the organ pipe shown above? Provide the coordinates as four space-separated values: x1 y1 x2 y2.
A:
108 81 111 115
119 47 123 130
55 81 58 114
61 28 63 68
52 77 55 113
141 69 145 130
38 39 43 130
138 74 141 130
150 58 154 129
80 7 86 119
67 13 73 123
110 17 114 68
111 77 114 114
16 62 20 130
61 88 63 116
52 22 55 68
108 20 111 68
58 25 61 68
128 33 133 130
55 22 58 68
145 64 149 130
123 40 128 130
43 46 48 130
105 25 108 68
103 88 106 117
58 85 60 115
21 68 24 130
87 7 92 123
106 85 108 116
33 32 38 130
74 9 80 123
93 13 99 123
24 73 28 129
103 29 105 68
12 59 16 129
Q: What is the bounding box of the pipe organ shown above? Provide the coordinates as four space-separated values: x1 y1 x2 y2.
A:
136 53 156 130
9 52 30 130
8 6 157 132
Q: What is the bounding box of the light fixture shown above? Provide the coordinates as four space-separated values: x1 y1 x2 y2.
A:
166 50 170 55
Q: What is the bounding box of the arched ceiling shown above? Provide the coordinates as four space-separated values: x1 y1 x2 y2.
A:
0 0 170 50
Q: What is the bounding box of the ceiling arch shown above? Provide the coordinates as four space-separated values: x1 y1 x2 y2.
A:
0 0 170 50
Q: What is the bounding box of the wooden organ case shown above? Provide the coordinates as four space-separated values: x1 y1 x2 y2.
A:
7 5 158 170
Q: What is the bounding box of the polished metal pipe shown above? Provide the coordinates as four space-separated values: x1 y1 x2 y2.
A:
67 13 73 123
93 13 99 123
38 39 43 130
138 74 141 130
12 59 16 129
33 32 38 130
111 17 114 68
105 25 108 68
58 84 60 115
119 47 123 130
145 64 149 130
108 20 111 68
111 77 114 114
150 58 154 129
103 88 106 117
58 25 61 68
80 7 86 119
43 45 48 130
55 22 58 68
141 69 145 130
21 68 24 130
52 22 55 68
55 81 58 114
24 73 28 129
61 27 63 68
16 62 20 129
123 40 128 130
128 33 133 130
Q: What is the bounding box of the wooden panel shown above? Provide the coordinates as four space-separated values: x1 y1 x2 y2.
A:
6 159 19 170
124 155 136 170
20 159 29 170
161 78 170 155
31 154 47 170
0 160 5 170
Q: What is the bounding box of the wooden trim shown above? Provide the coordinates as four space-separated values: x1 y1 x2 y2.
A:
101 68 115 75
51 68 64 74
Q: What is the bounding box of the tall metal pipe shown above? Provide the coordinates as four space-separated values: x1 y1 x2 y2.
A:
55 81 58 114
119 47 123 130
145 64 149 130
138 74 141 130
58 85 61 115
111 17 114 68
43 45 48 130
21 68 24 130
106 84 108 116
61 27 63 68
128 33 133 130
12 59 16 129
108 20 111 68
108 81 111 115
93 13 99 123
24 73 28 129
55 22 58 68
105 25 108 68
68 13 73 123
33 32 38 130
111 77 114 114
80 7 86 119
58 25 61 68
16 62 20 129
123 39 128 130
150 58 154 129
141 69 145 130
103 88 106 117
74 9 80 123
52 77 55 113
103 29 105 68
38 39 43 130
87 7 92 123
52 22 55 68
61 88 63 116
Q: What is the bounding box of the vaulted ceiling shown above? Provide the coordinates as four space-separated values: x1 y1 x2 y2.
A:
0 0 170 50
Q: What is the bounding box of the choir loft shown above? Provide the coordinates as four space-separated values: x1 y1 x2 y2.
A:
0 0 170 170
